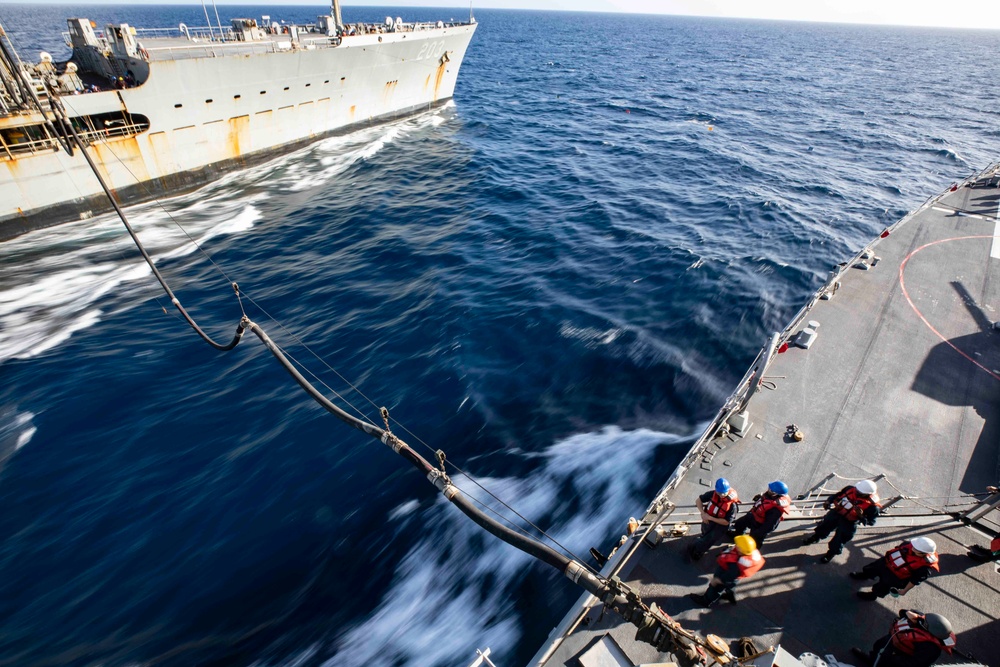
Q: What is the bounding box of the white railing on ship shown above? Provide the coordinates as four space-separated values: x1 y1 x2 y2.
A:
0 120 149 159
146 41 283 59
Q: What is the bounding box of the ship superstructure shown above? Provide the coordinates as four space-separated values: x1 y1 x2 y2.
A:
0 2 476 240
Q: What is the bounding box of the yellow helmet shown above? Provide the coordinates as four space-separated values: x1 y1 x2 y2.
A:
734 535 756 555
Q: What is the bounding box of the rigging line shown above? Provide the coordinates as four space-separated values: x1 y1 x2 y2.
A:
72 101 435 430
53 96 247 352
456 475 556 543
450 456 606 577
236 288 384 413
385 415 605 576
243 281 601 572
263 331 381 429
60 98 244 293
238 287 597 571
57 77 596 576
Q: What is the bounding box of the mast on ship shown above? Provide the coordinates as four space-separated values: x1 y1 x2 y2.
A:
331 0 344 34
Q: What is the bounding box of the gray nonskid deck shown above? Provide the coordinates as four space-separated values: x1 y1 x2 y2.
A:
536 180 1000 667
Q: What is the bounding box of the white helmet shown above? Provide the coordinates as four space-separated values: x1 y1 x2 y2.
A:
911 536 937 553
39 51 52 63
855 479 877 496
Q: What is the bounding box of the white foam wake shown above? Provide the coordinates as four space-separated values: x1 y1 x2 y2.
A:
0 195 262 364
0 410 36 455
328 426 686 667
0 106 452 366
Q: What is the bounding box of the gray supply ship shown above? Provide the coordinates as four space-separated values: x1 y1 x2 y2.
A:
5 5 996 665
520 169 1000 667
0 1 476 240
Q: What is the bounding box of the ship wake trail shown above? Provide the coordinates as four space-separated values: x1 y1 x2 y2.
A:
0 195 260 364
327 426 690 667
0 108 451 366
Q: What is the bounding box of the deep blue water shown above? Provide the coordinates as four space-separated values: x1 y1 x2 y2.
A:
1 4 999 666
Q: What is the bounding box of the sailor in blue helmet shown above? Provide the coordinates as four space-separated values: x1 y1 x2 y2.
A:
730 480 791 547
689 478 740 560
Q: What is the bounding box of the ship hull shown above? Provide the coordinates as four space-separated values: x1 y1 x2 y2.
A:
0 24 476 240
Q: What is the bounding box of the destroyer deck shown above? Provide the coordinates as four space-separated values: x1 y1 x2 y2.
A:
533 176 1000 667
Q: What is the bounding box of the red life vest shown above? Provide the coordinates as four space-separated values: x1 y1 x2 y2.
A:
832 487 880 522
750 493 791 523
717 547 765 578
705 491 739 518
884 542 940 579
991 536 1000 553
890 616 956 656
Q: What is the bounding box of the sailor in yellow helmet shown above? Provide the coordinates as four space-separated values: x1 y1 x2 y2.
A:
689 534 765 608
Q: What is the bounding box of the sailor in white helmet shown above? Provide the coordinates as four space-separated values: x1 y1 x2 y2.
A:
850 536 939 601
803 479 881 563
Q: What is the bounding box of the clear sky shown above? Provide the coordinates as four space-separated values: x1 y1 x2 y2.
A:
4 0 1000 31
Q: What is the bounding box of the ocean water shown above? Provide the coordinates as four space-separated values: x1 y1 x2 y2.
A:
0 4 999 666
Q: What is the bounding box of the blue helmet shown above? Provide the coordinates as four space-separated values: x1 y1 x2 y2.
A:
768 480 789 495
715 478 731 495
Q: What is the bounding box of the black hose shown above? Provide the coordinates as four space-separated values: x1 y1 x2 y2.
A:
247 322 387 439
59 106 246 351
246 320 611 595
448 487 570 572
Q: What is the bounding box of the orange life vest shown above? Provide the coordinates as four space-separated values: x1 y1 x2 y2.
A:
890 616 955 656
832 487 880 522
750 493 790 523
884 542 939 579
717 547 765 578
705 491 739 518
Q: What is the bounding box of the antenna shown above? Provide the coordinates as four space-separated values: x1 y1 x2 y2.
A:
201 0 216 41
211 0 225 42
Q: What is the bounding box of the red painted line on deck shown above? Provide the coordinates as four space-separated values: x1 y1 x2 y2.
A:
898 234 1000 382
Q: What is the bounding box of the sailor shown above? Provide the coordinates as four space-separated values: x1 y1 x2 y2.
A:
688 534 764 607
803 479 881 563
730 480 791 547
850 609 956 667
851 536 939 601
689 478 739 560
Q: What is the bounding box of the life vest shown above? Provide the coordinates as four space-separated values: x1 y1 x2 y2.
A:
991 536 1000 553
884 542 939 579
717 547 765 578
705 491 739 519
890 616 956 656
832 487 880 522
750 493 791 523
